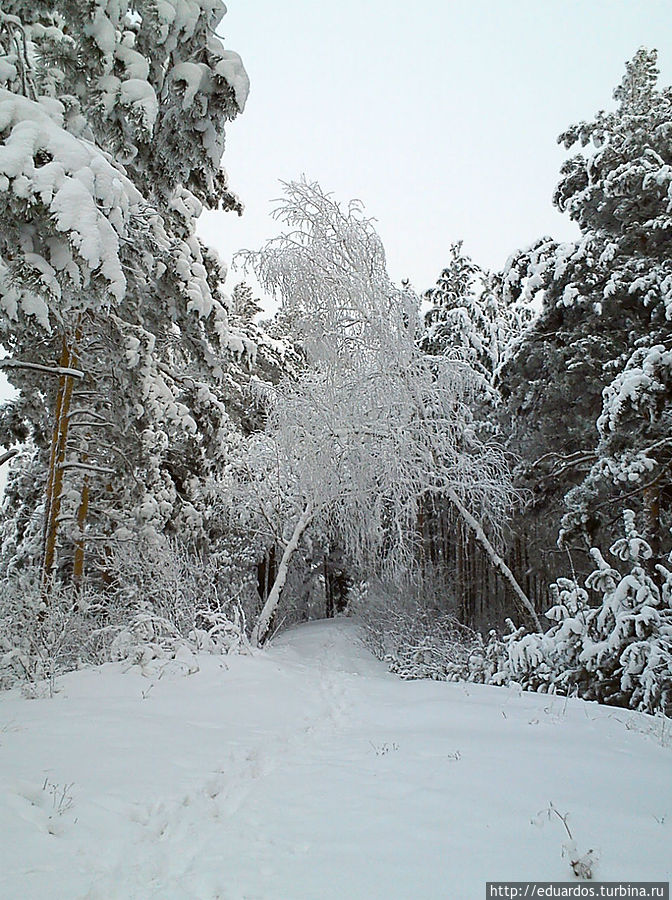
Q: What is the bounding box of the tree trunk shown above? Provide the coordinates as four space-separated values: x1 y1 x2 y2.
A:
643 480 661 562
257 545 276 600
73 473 90 583
446 487 542 632
42 338 70 552
42 334 78 592
252 505 313 647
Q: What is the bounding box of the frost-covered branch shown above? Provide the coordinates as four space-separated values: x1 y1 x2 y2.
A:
0 360 84 379
0 448 18 467
60 462 116 476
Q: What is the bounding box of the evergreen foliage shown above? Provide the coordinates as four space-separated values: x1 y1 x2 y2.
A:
0 0 249 581
422 241 530 383
502 48 672 558
1 29 671 727
495 510 672 715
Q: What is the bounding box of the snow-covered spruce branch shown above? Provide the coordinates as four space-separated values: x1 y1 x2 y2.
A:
0 448 18 467
59 462 116 475
0 360 84 379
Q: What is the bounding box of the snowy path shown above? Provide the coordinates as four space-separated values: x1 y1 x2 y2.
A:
0 619 670 899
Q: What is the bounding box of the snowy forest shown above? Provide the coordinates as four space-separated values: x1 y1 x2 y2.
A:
1 2 672 895
0 1 671 716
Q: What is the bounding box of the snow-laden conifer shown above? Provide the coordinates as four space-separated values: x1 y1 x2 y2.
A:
422 241 528 383
502 50 672 554
0 0 248 584
486 510 672 715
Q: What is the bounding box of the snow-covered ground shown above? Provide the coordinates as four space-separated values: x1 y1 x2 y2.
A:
0 619 670 899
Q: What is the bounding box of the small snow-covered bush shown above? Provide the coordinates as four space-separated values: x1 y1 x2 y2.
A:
487 580 593 694
100 537 251 665
362 513 672 717
358 587 481 681
577 512 672 713
490 512 672 715
0 537 250 692
0 570 102 694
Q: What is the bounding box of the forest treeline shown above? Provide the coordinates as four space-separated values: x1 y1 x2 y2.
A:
0 3 669 713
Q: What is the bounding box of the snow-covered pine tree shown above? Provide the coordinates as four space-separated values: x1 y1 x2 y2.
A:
579 510 672 713
229 282 262 325
0 1 249 585
495 49 672 612
422 242 482 359
555 48 672 560
422 241 521 383
221 280 305 436
516 50 671 554
493 576 593 695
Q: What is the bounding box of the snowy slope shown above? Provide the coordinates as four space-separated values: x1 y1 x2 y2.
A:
0 619 670 900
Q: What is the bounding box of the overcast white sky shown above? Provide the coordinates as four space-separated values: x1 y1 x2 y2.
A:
1 2 672 492
200 0 672 294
